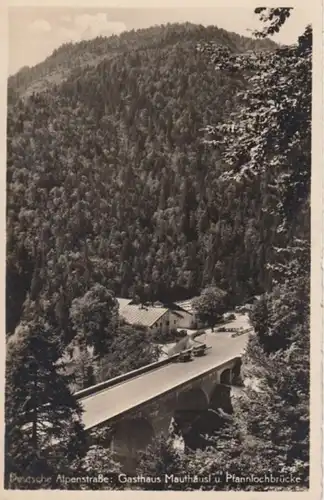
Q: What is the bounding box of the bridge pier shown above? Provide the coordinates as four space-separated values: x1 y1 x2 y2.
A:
110 417 155 473
232 358 243 385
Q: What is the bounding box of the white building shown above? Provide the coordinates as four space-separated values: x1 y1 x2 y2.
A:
116 296 205 334
117 299 181 335
173 298 203 329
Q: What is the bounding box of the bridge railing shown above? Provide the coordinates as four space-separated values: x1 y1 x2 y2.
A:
74 349 192 400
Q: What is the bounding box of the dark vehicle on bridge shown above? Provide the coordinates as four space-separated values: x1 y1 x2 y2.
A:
178 349 193 362
192 343 207 357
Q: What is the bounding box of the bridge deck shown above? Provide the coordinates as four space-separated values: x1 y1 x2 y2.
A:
80 314 250 430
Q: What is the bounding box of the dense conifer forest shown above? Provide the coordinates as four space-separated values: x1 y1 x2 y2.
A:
7 22 278 339
6 10 311 491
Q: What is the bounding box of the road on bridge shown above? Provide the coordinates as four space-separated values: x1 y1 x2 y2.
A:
80 313 251 430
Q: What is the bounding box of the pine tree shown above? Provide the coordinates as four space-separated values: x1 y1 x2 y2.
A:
5 302 87 489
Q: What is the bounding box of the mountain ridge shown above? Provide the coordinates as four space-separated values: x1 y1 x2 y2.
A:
8 22 277 99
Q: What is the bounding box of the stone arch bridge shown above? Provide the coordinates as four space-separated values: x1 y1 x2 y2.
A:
108 358 241 471
78 340 246 473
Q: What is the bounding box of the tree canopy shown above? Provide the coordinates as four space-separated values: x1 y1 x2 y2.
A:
192 286 227 330
7 22 279 347
5 308 87 488
70 284 119 356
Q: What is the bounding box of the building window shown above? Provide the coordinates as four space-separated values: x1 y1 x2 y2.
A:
174 320 176 324
166 321 170 326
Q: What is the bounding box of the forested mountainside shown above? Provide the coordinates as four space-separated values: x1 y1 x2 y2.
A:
8 23 279 340
8 22 276 98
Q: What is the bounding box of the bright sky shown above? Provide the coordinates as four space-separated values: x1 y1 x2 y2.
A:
8 7 312 75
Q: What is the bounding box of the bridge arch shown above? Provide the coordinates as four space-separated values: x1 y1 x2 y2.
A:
173 387 209 450
209 384 233 414
220 368 232 385
176 387 209 412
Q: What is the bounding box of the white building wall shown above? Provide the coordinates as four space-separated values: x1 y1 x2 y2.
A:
175 310 204 330
149 311 171 335
169 311 181 330
135 308 205 336
193 313 205 329
176 310 194 329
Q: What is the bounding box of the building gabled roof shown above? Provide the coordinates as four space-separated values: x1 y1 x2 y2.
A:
172 311 185 318
117 297 133 310
119 304 168 328
174 297 199 315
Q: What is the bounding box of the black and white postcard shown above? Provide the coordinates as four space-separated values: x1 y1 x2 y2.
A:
2 1 323 498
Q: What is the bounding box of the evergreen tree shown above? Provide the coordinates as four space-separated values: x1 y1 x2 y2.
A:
5 302 87 489
72 346 96 391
